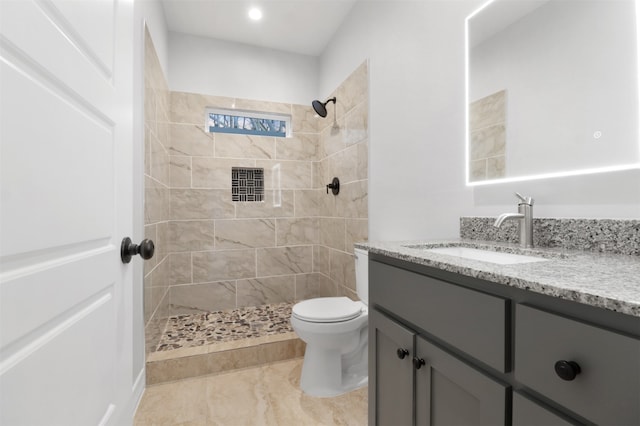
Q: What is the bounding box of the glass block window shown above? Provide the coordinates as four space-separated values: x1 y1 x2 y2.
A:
232 167 264 202
206 108 290 138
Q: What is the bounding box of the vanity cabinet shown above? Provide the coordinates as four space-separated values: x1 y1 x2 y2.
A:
369 255 640 426
371 310 507 426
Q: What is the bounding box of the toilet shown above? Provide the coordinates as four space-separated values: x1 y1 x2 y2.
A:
290 248 369 397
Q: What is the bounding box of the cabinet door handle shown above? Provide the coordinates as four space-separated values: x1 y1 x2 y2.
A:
413 357 426 370
554 360 581 381
396 348 409 359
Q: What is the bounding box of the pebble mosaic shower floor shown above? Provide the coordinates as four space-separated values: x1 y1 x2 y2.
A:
154 302 294 352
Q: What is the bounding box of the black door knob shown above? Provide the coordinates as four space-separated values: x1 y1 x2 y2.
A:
413 357 426 370
554 360 581 381
397 348 409 359
121 237 155 264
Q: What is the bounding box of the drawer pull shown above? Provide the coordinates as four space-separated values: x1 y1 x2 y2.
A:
554 360 581 381
396 348 410 359
413 357 426 370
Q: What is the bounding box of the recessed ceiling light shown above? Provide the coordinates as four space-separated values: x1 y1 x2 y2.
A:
248 7 263 21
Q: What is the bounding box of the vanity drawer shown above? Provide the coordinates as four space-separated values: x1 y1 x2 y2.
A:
370 261 508 372
515 304 640 425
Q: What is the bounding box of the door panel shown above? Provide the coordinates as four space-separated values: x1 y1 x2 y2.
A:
370 310 414 426
0 0 135 424
415 337 508 426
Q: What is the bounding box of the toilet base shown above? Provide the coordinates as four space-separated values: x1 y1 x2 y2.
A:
298 334 368 397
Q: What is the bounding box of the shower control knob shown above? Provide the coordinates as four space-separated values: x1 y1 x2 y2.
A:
396 348 409 359
413 357 426 370
121 237 155 264
554 360 581 381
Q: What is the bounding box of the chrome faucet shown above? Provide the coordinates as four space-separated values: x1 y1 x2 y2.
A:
493 192 534 248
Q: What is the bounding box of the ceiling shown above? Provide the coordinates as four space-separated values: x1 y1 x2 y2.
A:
161 0 358 56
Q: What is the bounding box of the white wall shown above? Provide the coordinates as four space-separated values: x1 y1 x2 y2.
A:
168 32 318 105
320 0 639 242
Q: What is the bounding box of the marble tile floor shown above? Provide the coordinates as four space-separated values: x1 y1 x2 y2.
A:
134 358 368 426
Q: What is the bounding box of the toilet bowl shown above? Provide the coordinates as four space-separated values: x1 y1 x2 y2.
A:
290 248 369 397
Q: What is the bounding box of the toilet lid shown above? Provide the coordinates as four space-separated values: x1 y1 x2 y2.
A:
292 297 362 323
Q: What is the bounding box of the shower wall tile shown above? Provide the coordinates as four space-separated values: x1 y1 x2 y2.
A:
346 219 368 253
356 140 369 181
330 143 360 184
291 104 319 133
338 61 368 116
276 218 319 246
336 180 368 219
257 160 313 190
192 157 256 189
145 185 169 223
168 220 215 252
170 91 235 125
312 159 329 189
276 133 320 161
169 156 191 188
329 249 356 290
215 219 276 249
169 123 214 157
170 189 235 220
320 218 346 251
295 273 337 301
233 98 292 115
192 250 256 283
315 61 369 299
236 275 296 307
343 100 369 146
320 119 346 158
313 245 330 276
155 221 170 259
215 133 275 159
169 281 236 315
294 190 319 217
169 252 192 285
153 77 376 313
144 27 172 337
235 190 295 218
256 246 313 276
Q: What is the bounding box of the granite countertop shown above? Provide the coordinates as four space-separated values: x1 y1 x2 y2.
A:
356 239 640 318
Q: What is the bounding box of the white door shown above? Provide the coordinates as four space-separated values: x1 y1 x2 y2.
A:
0 1 138 425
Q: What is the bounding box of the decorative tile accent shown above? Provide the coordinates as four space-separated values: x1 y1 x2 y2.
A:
232 167 264 202
460 217 640 256
154 302 294 352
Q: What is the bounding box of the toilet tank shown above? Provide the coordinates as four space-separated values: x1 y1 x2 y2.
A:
354 248 369 304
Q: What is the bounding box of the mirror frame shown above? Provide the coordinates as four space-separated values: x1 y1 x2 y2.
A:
465 0 640 186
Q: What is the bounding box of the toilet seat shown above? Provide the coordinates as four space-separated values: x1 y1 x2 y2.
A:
292 297 363 323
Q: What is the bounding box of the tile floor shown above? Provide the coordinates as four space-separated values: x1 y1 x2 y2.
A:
134 358 368 425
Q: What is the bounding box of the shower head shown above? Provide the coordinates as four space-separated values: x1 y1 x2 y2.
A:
312 97 337 118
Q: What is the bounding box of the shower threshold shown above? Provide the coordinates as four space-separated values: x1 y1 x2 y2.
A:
146 302 305 385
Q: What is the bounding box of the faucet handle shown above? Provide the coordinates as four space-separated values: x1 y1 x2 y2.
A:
515 192 534 205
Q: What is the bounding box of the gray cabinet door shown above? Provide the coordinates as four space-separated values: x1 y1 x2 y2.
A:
370 310 415 426
415 336 508 426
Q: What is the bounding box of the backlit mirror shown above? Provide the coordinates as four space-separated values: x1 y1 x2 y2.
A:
466 0 640 185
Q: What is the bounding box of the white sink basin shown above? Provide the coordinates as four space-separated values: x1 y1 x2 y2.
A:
425 247 548 265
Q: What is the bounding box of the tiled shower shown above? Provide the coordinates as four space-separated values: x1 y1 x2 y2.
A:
143 29 369 355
